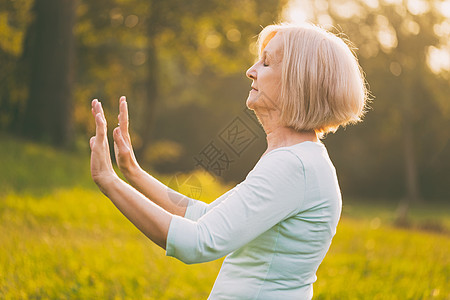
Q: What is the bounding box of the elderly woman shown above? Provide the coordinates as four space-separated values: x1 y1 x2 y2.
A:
90 23 368 299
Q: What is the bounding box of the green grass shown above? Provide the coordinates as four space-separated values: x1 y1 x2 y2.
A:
0 189 224 299
0 134 95 196
0 135 449 299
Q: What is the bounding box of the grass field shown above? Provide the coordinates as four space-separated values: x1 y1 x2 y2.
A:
0 135 448 299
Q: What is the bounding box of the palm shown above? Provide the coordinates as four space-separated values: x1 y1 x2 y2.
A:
113 97 140 174
90 99 115 183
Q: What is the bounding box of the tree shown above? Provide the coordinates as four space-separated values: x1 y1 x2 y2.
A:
0 0 33 132
74 0 287 161
132 0 289 158
21 0 76 147
302 0 450 218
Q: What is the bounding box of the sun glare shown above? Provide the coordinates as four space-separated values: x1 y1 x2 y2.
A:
406 0 430 15
282 0 450 73
427 46 450 74
438 0 450 18
283 0 312 24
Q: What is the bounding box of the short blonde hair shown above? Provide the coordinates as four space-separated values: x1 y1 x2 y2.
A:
257 23 369 134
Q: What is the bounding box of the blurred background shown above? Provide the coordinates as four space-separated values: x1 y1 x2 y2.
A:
0 0 449 299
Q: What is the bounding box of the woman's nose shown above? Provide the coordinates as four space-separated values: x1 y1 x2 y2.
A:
246 63 257 80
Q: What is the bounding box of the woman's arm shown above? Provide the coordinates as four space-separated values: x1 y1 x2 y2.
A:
97 175 172 249
90 99 172 249
165 149 306 264
112 96 189 217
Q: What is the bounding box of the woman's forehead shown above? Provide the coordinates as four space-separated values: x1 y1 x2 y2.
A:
261 32 283 61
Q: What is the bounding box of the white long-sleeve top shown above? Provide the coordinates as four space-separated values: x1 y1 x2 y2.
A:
165 141 342 299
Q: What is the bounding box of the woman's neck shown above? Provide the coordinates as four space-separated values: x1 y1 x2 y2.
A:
262 125 318 157
254 108 318 157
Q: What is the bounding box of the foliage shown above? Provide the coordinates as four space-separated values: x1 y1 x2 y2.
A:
73 0 286 145
304 0 450 199
0 0 33 130
0 0 449 199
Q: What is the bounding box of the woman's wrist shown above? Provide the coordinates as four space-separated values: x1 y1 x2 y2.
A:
122 163 144 184
94 173 121 194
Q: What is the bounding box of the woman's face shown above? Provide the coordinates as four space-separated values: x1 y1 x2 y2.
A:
245 32 283 114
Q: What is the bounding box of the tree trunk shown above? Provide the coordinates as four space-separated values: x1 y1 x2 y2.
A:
396 77 421 224
22 0 75 147
403 117 420 203
137 1 160 160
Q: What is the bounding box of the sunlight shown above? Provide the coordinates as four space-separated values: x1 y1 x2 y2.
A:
205 32 221 49
377 29 397 51
433 20 450 38
406 0 430 15
376 15 398 52
427 46 450 74
363 0 379 9
401 19 420 35
381 0 402 5
283 0 312 23
332 1 362 19
317 13 334 28
438 0 450 18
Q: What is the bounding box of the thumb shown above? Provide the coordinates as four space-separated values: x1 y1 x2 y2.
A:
89 136 95 150
113 127 130 153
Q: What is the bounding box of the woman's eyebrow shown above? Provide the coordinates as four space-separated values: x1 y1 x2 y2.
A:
261 50 272 60
261 49 281 64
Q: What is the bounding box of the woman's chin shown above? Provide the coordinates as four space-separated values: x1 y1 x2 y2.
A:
246 96 257 110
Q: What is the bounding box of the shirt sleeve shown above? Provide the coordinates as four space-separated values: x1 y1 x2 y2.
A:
165 149 306 264
184 187 238 221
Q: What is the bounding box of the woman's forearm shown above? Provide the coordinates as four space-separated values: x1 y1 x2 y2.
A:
98 174 173 249
90 98 174 249
123 166 189 218
111 97 189 217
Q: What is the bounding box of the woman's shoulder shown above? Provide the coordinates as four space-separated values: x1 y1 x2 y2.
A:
261 141 334 176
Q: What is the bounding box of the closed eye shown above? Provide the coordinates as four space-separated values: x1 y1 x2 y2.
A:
261 50 271 67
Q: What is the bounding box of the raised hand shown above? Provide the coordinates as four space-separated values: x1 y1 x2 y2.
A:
113 96 141 177
91 96 189 217
88 98 171 250
90 99 117 186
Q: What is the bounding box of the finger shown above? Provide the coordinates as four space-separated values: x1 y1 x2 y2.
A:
96 101 107 122
119 97 132 144
95 113 106 138
92 100 105 121
119 97 129 131
119 96 127 122
93 99 101 117
91 99 98 118
114 139 119 157
90 136 95 150
113 126 130 152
